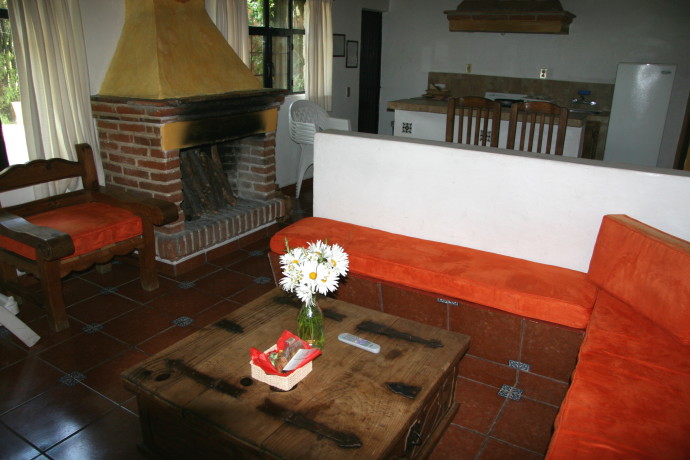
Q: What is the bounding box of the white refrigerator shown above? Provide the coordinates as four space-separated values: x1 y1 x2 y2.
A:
604 63 676 167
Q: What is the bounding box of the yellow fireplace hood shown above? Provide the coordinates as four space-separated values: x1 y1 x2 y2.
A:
445 0 575 34
99 0 261 100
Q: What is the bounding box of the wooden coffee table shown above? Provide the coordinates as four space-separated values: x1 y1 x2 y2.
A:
122 288 470 459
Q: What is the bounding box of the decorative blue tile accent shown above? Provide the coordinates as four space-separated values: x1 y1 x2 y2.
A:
249 250 265 257
498 384 523 401
173 316 194 327
0 326 9 338
82 323 104 334
254 277 272 285
59 371 86 386
402 122 413 134
508 360 531 372
100 286 118 295
178 281 196 289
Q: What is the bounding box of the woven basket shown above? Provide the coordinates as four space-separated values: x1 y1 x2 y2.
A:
250 346 312 391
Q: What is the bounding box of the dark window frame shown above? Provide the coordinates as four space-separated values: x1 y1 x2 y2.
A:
248 0 305 93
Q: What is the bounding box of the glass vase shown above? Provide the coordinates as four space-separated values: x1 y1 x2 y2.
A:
296 294 324 349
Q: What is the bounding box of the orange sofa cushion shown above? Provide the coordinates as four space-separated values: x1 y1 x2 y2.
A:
588 214 690 345
546 291 690 459
270 217 597 329
0 202 143 260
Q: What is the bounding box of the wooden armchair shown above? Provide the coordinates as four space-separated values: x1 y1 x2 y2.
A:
0 143 178 332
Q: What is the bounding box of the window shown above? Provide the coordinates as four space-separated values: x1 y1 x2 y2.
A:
1 0 27 167
247 0 305 93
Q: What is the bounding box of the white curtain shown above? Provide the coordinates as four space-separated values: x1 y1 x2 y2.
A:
206 0 251 66
9 0 98 196
305 0 333 111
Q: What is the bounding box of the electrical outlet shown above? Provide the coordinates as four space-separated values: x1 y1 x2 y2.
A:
539 68 548 79
466 64 472 74
346 87 351 97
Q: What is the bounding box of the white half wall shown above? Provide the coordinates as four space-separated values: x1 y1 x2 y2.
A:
313 131 690 272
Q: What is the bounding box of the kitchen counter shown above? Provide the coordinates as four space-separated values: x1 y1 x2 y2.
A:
387 97 609 128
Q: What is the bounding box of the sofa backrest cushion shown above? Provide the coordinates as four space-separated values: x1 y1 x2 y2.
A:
588 214 690 345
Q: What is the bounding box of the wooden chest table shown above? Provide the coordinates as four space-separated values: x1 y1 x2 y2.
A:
122 288 470 459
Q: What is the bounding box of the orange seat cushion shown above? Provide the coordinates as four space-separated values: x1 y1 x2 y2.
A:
270 217 597 328
546 291 690 459
0 202 143 260
588 215 690 345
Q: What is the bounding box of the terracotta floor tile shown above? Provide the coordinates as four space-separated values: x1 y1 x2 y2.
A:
209 248 252 268
101 307 177 346
226 252 273 278
45 407 147 459
169 264 221 283
480 438 544 460
193 269 256 298
0 422 41 460
521 320 584 382
79 262 141 288
61 277 102 307
0 356 62 414
136 324 201 355
518 372 569 407
449 303 522 364
8 317 84 355
84 349 149 404
228 281 276 305
0 384 116 451
67 293 141 325
454 378 507 435
193 299 243 328
430 424 486 460
14 299 47 325
38 332 129 373
0 336 28 368
115 276 179 303
145 287 223 318
491 398 559 454
459 355 517 389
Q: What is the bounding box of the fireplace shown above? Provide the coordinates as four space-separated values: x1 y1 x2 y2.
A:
91 90 287 275
91 0 288 275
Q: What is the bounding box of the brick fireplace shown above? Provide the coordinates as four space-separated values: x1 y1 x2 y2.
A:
91 89 288 275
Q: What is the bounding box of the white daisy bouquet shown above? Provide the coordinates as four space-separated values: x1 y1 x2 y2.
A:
279 239 349 306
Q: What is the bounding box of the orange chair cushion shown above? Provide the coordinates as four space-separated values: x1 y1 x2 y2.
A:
588 214 690 345
0 202 143 260
546 291 690 459
270 217 597 328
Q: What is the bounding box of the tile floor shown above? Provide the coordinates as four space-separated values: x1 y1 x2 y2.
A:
0 189 559 459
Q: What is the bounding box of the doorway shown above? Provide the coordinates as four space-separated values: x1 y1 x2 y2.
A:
357 10 382 134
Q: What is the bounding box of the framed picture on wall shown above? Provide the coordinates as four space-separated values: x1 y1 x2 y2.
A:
333 34 346 57
346 40 358 68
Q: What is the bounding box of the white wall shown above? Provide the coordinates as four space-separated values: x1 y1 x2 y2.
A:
313 131 690 272
378 0 690 169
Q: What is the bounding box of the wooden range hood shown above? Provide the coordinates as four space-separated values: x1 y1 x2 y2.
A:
445 0 575 34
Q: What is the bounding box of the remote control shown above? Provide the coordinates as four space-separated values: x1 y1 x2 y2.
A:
338 333 381 354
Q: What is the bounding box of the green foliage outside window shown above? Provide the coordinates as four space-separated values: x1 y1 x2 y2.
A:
0 0 20 124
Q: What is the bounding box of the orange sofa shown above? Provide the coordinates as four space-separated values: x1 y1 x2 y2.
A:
270 214 690 458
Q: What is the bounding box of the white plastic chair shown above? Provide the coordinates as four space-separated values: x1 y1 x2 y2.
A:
288 100 351 198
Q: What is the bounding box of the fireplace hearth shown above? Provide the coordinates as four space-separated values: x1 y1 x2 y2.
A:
91 90 287 275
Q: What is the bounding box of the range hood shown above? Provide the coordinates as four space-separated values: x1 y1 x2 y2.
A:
445 0 575 34
99 0 261 100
